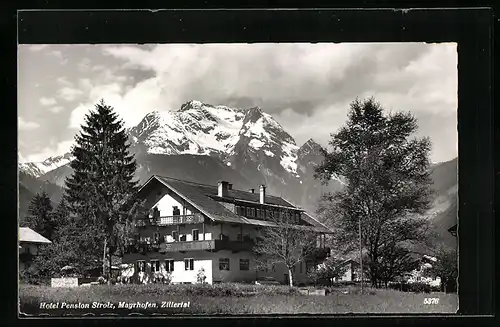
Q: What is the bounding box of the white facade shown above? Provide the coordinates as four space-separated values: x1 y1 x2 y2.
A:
122 179 328 285
121 250 311 285
152 193 193 217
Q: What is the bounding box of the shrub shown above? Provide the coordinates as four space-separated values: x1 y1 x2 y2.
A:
196 268 207 284
387 282 433 293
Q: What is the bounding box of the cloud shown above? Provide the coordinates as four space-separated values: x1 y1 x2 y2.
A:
51 50 63 59
69 79 164 129
58 87 84 101
100 43 456 116
77 58 92 72
18 117 40 130
49 106 64 113
23 139 74 162
26 44 48 52
57 76 73 86
19 43 457 163
39 97 57 106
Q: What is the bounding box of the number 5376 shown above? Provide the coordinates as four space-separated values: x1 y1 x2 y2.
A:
423 298 439 305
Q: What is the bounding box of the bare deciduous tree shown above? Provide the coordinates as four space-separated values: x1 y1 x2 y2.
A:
253 215 319 286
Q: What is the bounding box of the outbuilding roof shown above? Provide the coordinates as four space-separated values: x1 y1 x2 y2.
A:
19 227 52 244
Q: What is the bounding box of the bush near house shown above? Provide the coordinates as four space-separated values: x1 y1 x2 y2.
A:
387 282 442 293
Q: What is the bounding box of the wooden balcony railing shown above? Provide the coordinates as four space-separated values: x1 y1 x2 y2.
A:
162 239 255 253
135 213 205 227
123 239 255 254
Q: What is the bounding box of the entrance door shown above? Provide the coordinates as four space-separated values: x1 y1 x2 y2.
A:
284 274 289 285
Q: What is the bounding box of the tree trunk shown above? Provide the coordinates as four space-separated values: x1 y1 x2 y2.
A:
107 222 113 285
103 237 107 277
108 250 112 285
288 268 294 287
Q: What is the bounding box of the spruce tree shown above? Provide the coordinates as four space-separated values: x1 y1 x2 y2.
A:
64 99 141 281
51 197 70 240
24 191 55 240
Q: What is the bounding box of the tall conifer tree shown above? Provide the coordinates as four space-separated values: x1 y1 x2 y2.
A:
64 99 141 281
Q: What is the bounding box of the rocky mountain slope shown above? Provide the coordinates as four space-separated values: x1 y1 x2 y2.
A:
427 157 458 249
18 153 73 178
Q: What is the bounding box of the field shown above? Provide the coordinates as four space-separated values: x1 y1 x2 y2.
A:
19 283 458 316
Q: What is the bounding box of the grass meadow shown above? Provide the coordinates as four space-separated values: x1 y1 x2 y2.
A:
19 283 458 316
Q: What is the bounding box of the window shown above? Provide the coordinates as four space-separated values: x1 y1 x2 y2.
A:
239 259 250 271
184 258 194 271
136 260 146 272
299 261 303 273
248 208 255 217
192 229 199 241
172 231 179 242
180 234 187 242
24 246 31 254
219 258 230 271
237 206 246 216
165 259 175 272
151 260 160 272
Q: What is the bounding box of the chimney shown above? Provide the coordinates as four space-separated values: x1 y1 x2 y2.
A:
259 185 266 204
218 181 229 197
249 188 255 194
228 183 233 190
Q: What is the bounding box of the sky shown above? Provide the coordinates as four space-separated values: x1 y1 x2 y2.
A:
18 43 458 164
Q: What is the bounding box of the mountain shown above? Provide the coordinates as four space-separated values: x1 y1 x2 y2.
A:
19 153 73 178
25 100 343 211
427 157 458 249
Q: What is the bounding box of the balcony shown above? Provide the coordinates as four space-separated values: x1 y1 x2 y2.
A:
135 213 205 227
161 239 255 253
124 240 255 254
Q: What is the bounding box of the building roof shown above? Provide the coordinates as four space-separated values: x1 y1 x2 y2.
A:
19 227 52 244
139 175 332 234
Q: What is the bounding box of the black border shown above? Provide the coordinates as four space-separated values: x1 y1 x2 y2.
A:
4 5 495 327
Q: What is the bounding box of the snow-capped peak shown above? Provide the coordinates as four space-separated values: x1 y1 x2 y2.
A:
128 101 300 175
19 152 73 177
